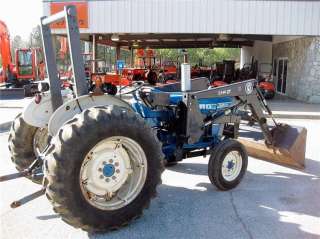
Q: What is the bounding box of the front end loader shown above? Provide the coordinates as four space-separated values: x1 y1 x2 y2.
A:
1 6 307 232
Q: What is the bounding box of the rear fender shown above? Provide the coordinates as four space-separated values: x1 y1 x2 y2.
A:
48 94 133 136
22 90 73 128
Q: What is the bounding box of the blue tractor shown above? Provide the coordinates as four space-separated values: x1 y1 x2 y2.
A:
2 6 306 232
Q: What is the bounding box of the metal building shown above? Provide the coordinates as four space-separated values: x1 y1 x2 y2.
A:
42 0 320 103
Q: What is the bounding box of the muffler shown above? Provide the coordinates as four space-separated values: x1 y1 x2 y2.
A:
239 124 307 169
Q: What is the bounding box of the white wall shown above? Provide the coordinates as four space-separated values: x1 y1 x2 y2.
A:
43 0 320 36
240 41 272 67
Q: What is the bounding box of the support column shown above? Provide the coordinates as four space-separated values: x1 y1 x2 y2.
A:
240 41 272 68
116 44 120 61
240 46 253 68
182 49 188 63
92 34 97 73
84 41 90 55
130 47 134 67
115 44 120 73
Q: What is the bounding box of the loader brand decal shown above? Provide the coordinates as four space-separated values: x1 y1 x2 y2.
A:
199 102 231 110
245 82 253 95
50 2 88 29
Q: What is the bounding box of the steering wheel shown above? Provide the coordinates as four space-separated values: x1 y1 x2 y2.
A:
118 81 145 95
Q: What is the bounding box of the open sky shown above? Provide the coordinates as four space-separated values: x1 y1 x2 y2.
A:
0 0 43 41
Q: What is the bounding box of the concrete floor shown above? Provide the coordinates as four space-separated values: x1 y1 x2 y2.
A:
268 95 320 118
0 115 319 239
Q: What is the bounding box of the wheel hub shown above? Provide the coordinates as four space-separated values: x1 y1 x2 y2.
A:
103 164 115 177
227 160 235 170
221 151 243 182
83 143 131 196
79 136 147 211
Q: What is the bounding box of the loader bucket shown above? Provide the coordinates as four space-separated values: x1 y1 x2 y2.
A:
239 124 307 169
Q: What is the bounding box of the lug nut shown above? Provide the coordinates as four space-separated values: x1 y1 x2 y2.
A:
98 168 102 172
115 162 119 167
103 161 106 165
112 176 116 180
109 159 113 163
100 175 104 179
116 169 120 173
105 178 110 182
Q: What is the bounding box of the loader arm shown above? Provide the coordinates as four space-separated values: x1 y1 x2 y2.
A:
185 79 274 145
185 79 307 169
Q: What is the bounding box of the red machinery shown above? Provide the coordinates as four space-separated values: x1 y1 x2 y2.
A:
91 48 158 90
0 20 45 97
122 48 158 84
238 60 275 99
257 63 275 99
158 59 213 84
158 60 178 83
0 20 14 83
14 48 45 82
210 59 275 100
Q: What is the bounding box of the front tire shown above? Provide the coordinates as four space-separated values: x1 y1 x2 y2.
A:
44 106 164 232
208 139 248 191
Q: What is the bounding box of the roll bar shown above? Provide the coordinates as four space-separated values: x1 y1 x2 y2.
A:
40 5 88 111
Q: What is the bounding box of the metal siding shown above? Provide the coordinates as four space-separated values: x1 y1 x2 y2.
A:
43 0 320 36
315 2 320 36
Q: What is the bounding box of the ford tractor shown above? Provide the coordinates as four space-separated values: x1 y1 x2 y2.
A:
0 6 307 232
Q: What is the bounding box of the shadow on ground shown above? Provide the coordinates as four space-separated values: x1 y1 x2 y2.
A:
86 158 320 239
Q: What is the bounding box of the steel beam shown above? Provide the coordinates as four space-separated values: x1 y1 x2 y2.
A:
65 6 88 97
40 17 63 111
92 34 97 73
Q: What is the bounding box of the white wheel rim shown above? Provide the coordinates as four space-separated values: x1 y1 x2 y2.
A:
79 136 147 211
221 151 243 182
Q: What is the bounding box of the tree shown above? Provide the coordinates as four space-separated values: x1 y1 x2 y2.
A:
11 35 25 57
156 48 240 66
28 25 42 49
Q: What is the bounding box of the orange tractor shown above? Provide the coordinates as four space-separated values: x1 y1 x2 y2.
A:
121 48 158 84
158 60 178 83
0 20 45 97
89 48 158 94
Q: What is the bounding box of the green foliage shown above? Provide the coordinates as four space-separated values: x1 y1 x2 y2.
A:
11 35 25 59
156 48 240 66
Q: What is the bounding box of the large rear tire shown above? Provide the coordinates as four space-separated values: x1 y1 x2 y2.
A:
44 106 164 232
8 113 48 183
